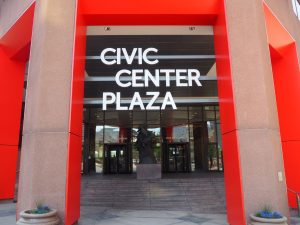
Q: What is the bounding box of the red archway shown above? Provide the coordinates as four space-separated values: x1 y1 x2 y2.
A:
264 2 300 208
0 3 35 200
66 0 245 224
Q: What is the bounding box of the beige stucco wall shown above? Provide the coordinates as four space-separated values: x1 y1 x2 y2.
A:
17 0 76 222
223 0 300 222
0 0 35 38
225 0 289 221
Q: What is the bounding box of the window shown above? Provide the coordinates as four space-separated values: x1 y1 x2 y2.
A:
292 0 300 20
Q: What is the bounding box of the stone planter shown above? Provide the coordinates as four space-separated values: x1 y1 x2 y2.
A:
17 209 60 225
249 214 288 225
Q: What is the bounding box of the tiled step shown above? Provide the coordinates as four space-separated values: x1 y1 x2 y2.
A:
81 174 227 213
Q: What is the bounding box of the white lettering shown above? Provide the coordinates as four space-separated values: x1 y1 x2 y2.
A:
132 69 144 87
100 48 116 65
102 92 116 110
116 48 121 64
176 69 188 87
116 92 128 110
143 48 158 65
100 47 159 65
161 92 177 110
129 92 145 110
115 69 131 87
100 47 204 112
188 69 202 86
160 69 175 87
138 48 143 65
146 92 160 110
122 48 137 65
144 70 160 87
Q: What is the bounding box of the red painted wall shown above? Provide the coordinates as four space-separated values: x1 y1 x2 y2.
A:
272 41 300 209
80 0 220 25
0 3 35 200
271 43 300 207
264 3 300 208
0 4 35 61
0 46 25 199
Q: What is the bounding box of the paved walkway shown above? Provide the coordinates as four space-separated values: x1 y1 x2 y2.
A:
79 206 227 225
0 202 16 225
0 202 227 225
1 202 300 225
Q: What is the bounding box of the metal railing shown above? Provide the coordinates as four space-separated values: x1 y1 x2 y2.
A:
288 188 300 217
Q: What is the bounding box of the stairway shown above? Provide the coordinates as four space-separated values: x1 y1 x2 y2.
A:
81 173 226 214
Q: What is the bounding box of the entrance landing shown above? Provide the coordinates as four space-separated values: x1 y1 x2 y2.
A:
81 172 226 213
78 208 228 225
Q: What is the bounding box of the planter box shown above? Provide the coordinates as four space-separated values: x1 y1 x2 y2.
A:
17 209 60 225
249 214 288 225
136 164 161 180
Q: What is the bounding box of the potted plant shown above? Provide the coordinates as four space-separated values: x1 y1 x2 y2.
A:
249 206 288 225
17 201 60 225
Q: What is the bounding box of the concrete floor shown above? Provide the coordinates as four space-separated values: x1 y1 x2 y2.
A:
1 202 300 225
0 202 16 225
79 206 228 225
0 202 228 225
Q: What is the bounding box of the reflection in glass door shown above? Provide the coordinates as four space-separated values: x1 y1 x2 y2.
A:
82 106 223 174
104 144 131 174
168 146 176 172
163 143 190 173
109 149 117 173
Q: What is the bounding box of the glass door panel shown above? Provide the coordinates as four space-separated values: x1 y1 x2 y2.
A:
208 144 218 171
164 143 190 173
109 149 118 174
168 146 176 172
176 145 185 172
104 144 130 174
117 148 127 173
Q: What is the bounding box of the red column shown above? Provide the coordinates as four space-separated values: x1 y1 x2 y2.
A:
65 3 86 224
214 1 246 224
119 128 127 143
166 127 173 143
0 47 25 199
0 2 34 201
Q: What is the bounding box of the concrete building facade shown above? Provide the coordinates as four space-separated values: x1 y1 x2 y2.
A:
0 0 299 225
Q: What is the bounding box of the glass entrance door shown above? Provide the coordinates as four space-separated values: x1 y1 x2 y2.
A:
103 144 130 174
163 143 190 173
